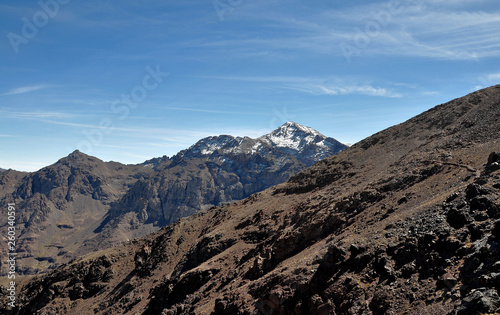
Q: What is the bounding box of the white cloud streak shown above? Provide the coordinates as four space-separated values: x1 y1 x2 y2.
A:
475 72 500 90
313 85 402 97
1 85 50 96
0 110 77 119
162 106 267 116
487 73 500 82
198 1 500 61
202 75 402 98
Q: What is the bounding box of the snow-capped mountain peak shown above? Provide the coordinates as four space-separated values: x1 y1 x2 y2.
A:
176 122 347 166
281 121 322 137
261 122 325 151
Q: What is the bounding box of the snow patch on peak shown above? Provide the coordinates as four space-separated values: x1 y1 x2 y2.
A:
260 122 325 151
193 136 236 155
176 121 347 165
179 135 248 158
280 122 322 137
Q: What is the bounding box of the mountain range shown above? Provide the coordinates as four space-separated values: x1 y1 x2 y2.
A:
3 86 500 314
0 122 347 276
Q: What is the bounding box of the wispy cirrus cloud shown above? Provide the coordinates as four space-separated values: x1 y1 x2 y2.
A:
475 72 500 90
164 106 235 114
379 9 500 60
1 84 51 96
162 106 270 116
486 73 500 82
200 1 500 62
0 109 77 119
202 75 402 98
35 118 213 139
311 84 402 98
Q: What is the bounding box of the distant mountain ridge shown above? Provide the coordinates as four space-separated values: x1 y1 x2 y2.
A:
0 122 346 276
177 122 346 166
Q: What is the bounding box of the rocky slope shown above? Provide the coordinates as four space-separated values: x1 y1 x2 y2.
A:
0 123 345 277
0 152 146 277
4 85 500 315
0 169 27 199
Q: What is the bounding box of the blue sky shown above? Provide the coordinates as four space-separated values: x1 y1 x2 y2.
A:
1 0 499 171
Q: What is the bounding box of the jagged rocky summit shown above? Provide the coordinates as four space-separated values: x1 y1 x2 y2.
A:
178 122 346 166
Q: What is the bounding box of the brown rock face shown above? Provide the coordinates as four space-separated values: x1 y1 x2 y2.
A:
0 151 144 277
4 85 500 315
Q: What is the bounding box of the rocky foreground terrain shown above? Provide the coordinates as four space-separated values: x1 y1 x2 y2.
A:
0 123 345 277
3 86 500 314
